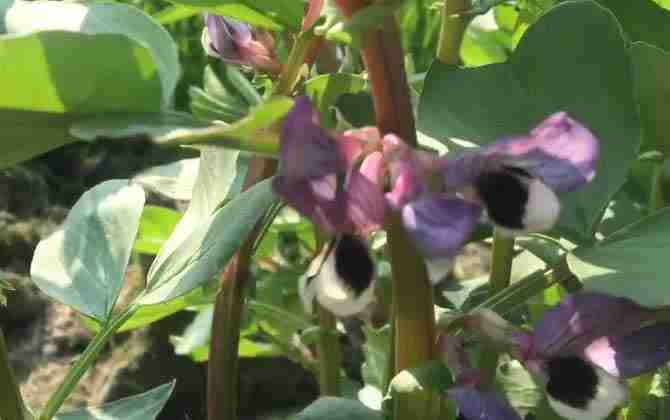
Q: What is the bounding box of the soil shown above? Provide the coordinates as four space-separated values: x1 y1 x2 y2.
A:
0 141 490 420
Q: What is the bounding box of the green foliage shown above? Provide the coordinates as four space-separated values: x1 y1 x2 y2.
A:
419 0 640 242
294 397 384 420
568 208 670 306
305 73 368 128
30 181 146 322
134 205 182 255
53 382 175 420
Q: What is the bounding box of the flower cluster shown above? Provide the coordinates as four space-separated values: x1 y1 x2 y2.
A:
201 15 281 75
461 292 670 420
274 96 599 317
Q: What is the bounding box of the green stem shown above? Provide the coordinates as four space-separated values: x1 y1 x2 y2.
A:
437 0 471 64
0 328 26 420
316 305 341 396
273 31 314 97
650 160 665 211
623 372 654 420
479 230 515 388
207 29 311 420
39 307 138 420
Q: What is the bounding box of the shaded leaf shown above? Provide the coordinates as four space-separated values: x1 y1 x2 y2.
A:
418 0 639 241
568 208 670 307
133 159 201 202
305 73 367 128
295 397 383 420
53 382 175 420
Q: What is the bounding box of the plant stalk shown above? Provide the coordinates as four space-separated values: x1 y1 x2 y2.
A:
335 1 440 417
0 328 26 420
207 28 311 420
479 229 515 388
207 158 276 420
622 372 654 420
316 305 342 396
650 159 666 211
437 0 471 64
39 306 138 420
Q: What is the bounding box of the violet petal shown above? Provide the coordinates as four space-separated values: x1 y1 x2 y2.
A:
487 112 599 193
532 292 654 358
346 152 385 235
448 387 521 420
401 195 481 259
584 323 670 379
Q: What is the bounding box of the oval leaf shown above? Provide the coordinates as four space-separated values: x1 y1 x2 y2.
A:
139 178 276 305
418 0 639 241
568 208 670 307
31 180 146 321
54 381 175 420
295 397 384 420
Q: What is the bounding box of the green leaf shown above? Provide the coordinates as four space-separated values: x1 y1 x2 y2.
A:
171 305 214 356
0 278 13 306
30 180 145 322
387 360 454 397
145 146 242 291
631 42 670 155
361 325 391 390
70 112 208 143
460 26 510 67
157 97 293 156
139 178 276 304
568 208 670 307
134 205 182 255
324 2 400 47
2 0 180 107
133 158 200 202
190 65 262 124
305 73 367 128
418 0 639 241
166 0 303 31
82 286 214 333
596 0 670 52
153 4 199 25
294 397 384 420
53 382 174 420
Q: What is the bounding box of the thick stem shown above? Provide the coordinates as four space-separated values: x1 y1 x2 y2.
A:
39 307 138 420
479 230 515 388
207 24 312 419
207 158 276 420
437 0 471 64
316 305 342 396
0 328 25 420
335 1 438 417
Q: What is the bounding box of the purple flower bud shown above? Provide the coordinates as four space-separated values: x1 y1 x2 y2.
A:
448 388 522 420
202 15 280 74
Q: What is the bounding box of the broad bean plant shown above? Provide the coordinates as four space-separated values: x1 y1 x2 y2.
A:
1 0 670 419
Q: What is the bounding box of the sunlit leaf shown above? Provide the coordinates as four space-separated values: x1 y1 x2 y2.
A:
134 205 182 255
31 181 145 322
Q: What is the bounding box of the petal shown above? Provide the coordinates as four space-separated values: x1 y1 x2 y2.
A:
439 151 490 191
314 234 376 317
584 324 670 379
532 292 654 358
273 176 348 234
346 153 386 235
401 195 481 259
279 97 343 182
203 15 250 61
487 112 599 193
545 356 627 420
438 334 473 381
476 170 560 235
448 387 521 420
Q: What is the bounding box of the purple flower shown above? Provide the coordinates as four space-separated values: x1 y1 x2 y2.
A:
444 112 598 233
464 292 670 420
438 334 522 420
273 97 386 237
202 15 281 74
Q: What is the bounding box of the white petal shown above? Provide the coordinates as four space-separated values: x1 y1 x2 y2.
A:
547 366 628 420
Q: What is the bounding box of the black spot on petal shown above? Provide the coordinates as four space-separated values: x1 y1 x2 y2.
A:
546 356 599 409
475 169 528 229
334 234 374 296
